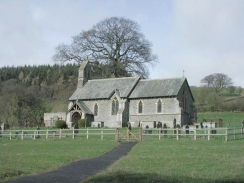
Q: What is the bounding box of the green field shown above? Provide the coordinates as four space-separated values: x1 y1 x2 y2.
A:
0 139 118 182
198 112 244 128
85 140 244 183
1 112 244 182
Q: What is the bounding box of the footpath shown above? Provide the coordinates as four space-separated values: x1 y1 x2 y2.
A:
5 142 137 183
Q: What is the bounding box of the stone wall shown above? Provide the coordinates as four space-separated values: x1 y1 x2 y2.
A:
83 95 128 128
129 98 182 127
176 80 196 125
44 112 67 127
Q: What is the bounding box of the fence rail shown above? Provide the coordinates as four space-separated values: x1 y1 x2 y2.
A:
0 127 243 142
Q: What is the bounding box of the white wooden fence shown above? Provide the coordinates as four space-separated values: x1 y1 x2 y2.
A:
0 127 243 142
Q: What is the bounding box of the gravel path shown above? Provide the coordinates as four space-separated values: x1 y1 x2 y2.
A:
5 142 137 183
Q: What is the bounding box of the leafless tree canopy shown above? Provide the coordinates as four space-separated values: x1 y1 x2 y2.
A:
53 17 157 78
201 73 233 93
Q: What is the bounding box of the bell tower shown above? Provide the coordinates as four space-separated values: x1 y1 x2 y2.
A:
77 60 91 88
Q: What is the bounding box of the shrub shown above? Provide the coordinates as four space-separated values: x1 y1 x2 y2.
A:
55 120 67 129
78 119 86 128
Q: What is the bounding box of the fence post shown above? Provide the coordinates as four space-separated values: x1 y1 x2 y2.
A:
194 128 196 140
242 127 243 139
86 128 89 139
9 131 12 140
225 127 228 142
72 128 75 139
208 129 210 141
34 130 36 139
176 128 179 140
21 131 24 140
59 129 62 139
139 127 142 142
115 128 118 141
101 128 103 140
158 128 161 140
46 129 48 139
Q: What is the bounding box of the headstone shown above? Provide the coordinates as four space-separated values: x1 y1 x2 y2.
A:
36 126 40 138
174 124 177 134
176 124 181 134
163 123 167 136
74 124 79 134
145 125 151 134
185 125 189 134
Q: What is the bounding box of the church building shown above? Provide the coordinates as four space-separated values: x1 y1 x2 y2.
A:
66 61 197 128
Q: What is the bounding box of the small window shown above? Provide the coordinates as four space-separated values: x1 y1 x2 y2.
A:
94 103 98 116
138 100 143 113
112 97 119 115
157 100 162 113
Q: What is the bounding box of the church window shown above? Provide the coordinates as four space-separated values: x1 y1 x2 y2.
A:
112 97 119 115
94 103 98 116
138 100 143 114
157 100 162 113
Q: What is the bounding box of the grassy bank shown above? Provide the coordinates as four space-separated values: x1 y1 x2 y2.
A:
198 112 244 127
0 139 118 182
85 140 244 183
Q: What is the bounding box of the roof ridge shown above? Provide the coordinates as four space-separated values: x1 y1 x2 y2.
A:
140 77 185 81
88 76 139 82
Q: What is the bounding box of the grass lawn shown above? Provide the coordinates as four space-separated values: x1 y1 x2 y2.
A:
85 139 244 183
198 112 244 128
0 138 118 182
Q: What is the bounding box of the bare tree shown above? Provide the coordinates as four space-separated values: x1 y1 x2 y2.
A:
53 17 157 78
201 73 233 93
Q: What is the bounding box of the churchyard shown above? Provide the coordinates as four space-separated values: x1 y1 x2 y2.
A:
0 112 244 182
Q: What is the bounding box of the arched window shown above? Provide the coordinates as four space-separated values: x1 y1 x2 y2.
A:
157 100 162 113
94 103 98 116
138 100 143 114
112 97 119 115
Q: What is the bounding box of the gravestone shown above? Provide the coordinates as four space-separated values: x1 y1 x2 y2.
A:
74 124 79 134
127 122 131 131
145 125 152 134
176 124 181 134
36 126 40 138
163 123 167 136
173 124 177 134
185 125 189 134
157 122 162 133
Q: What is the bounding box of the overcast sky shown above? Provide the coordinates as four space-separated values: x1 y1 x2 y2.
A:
0 0 243 87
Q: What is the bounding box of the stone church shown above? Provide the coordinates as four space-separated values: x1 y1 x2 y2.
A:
65 61 197 128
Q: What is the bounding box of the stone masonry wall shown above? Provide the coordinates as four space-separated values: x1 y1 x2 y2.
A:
44 112 67 127
129 98 182 127
83 95 128 128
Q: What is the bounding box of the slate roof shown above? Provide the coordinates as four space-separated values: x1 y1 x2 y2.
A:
69 77 140 100
129 77 186 99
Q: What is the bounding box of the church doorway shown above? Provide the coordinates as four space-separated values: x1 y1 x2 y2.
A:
72 112 81 127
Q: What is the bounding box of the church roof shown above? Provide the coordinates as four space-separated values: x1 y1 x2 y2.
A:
129 77 186 99
69 77 140 100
